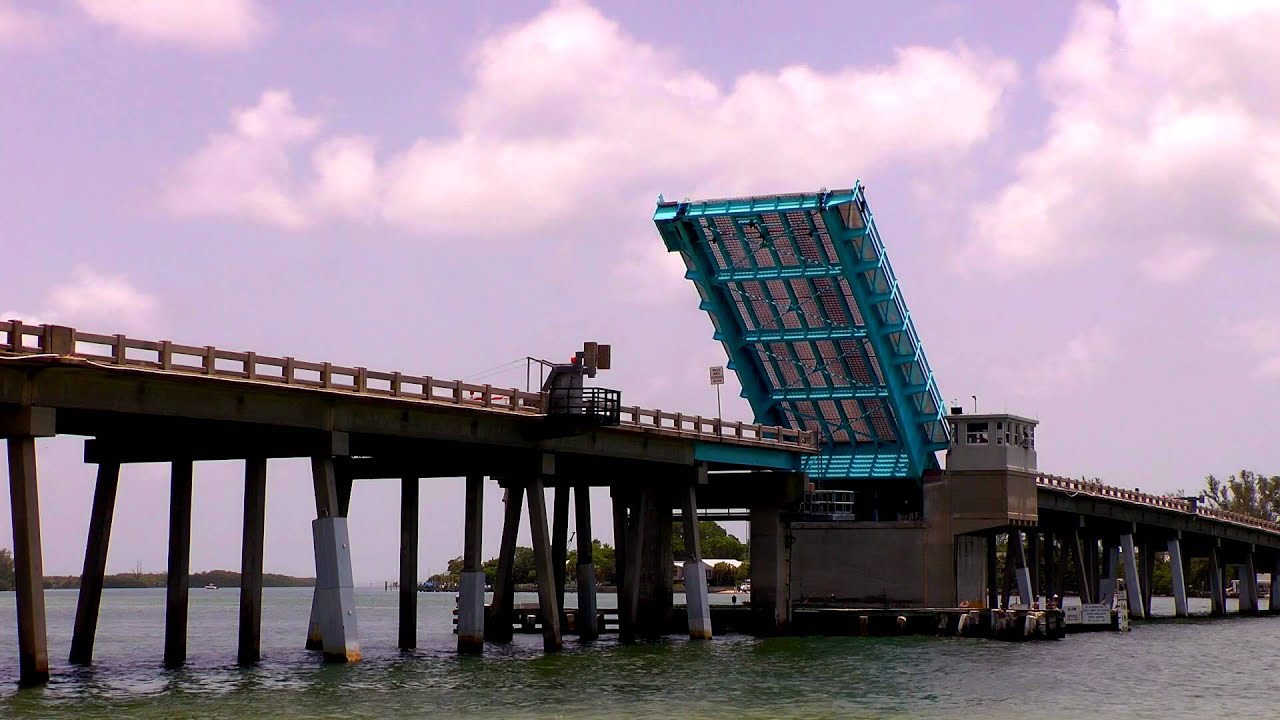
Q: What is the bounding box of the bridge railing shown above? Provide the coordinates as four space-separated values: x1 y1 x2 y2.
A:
1 321 818 452
1035 473 1280 535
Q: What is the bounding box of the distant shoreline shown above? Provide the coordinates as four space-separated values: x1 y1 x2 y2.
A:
38 570 314 590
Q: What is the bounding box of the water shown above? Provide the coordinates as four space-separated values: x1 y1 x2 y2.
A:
1 588 1277 718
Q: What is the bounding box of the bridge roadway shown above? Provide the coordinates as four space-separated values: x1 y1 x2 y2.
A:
0 321 816 687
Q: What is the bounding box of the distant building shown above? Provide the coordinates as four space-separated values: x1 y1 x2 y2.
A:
673 559 743 582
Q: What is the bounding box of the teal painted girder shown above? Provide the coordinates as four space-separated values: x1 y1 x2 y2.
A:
654 184 950 481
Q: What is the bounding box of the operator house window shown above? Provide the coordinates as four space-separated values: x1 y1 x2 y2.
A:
965 422 989 445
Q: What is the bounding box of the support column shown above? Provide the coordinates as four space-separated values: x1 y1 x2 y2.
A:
1167 537 1189 617
69 462 121 666
681 484 712 640
309 456 359 663
1271 555 1280 614
622 489 648 642
552 485 569 613
1000 533 1014 610
1099 540 1119 607
526 477 563 652
457 474 486 653
1240 550 1259 615
1084 534 1100 604
238 457 268 666
637 494 673 637
573 483 598 640
1208 546 1226 617
164 460 194 667
1027 531 1040 604
1043 530 1057 604
1012 531 1034 607
1140 540 1154 618
306 461 353 651
749 505 788 632
399 477 419 650
1071 529 1093 604
1120 533 1144 619
485 485 524 643
986 532 999 610
611 488 634 641
7 436 49 687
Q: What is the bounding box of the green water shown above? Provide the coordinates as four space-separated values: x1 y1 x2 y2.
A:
0 588 1276 718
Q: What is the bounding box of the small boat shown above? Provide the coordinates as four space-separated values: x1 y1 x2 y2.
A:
203 583 218 590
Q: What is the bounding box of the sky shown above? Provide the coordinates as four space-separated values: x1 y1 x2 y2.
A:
1 0 1278 584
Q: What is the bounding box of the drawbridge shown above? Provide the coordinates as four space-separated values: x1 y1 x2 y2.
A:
654 183 949 483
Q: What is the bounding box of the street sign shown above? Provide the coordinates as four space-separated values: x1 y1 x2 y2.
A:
709 366 725 385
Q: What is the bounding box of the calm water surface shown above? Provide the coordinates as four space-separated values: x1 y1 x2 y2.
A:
0 588 1277 718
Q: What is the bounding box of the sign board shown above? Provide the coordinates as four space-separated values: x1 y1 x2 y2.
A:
709 366 725 385
1081 603 1111 624
1064 605 1081 624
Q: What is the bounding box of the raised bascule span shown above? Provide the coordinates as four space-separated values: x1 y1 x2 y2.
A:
653 184 949 490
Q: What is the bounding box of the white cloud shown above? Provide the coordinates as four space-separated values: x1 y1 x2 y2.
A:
967 0 1280 280
77 0 264 51
1229 317 1280 380
3 266 158 334
1019 326 1112 392
167 0 1017 237
0 1 51 47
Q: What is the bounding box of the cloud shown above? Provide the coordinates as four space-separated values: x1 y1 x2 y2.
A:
0 1 51 47
1018 326 1113 392
77 0 264 51
967 0 1280 280
166 0 1017 237
3 266 158 334
1229 317 1280 380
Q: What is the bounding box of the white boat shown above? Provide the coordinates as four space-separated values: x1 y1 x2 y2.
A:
203 583 218 590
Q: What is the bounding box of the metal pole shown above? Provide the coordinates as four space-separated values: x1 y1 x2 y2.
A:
716 385 722 418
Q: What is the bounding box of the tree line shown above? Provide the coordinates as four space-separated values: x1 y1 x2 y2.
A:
0 551 311 592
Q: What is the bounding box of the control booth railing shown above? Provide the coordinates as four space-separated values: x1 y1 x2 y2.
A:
1036 473 1280 536
1 320 819 453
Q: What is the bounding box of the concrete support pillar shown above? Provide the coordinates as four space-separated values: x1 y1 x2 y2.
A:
1271 555 1280 614
485 485 523 643
1012 531 1034 607
1043 530 1056 603
398 477 419 650
526 477 563 652
1099 541 1119 607
164 460 194 667
1085 535 1101 603
1208 546 1226 617
7 437 50 686
986 533 999 610
69 462 120 666
1140 540 1154 618
306 460 353 651
552 485 570 613
457 474 485 653
637 495 673 637
1120 533 1144 619
681 484 711 640
573 483 598 640
238 457 268 666
1026 532 1040 603
312 514 360 663
1167 537 1189 617
611 488 635 641
1240 551 1259 615
622 489 648 641
749 505 789 632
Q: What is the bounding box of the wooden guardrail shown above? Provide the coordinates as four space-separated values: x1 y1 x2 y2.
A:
1036 473 1280 536
0 320 819 452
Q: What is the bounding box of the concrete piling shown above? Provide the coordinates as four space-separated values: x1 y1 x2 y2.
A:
399 476 419 650
1271 555 1280 614
458 474 485 653
1208 546 1226 616
69 461 121 666
680 484 711 640
238 457 267 666
1240 551 1259 615
552 485 570 612
1167 537 1189 617
573 483 598 640
7 436 50 687
611 488 633 641
486 486 524 643
526 477 563 652
164 460 194 667
309 456 360 663
1120 533 1144 619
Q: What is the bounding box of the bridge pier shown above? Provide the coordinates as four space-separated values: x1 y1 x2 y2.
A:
1168 537 1189 617
457 474 486 653
69 461 120 666
1239 550 1259 615
986 532 999 610
637 492 674 637
1120 533 1144 619
1139 539 1154 618
164 460 194 667
309 456 360 663
1012 531 1033 607
238 457 268 666
573 483 599 640
306 464 352 651
6 432 51 687
399 476 419 650
1071 529 1093 604
1208 545 1226 616
681 483 712 640
526 476 563 652
611 487 637 642
485 486 524 643
1271 555 1280 614
552 485 570 612
749 505 789 630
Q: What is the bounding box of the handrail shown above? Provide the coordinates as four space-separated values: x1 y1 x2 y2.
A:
1 320 820 452
1035 473 1280 536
